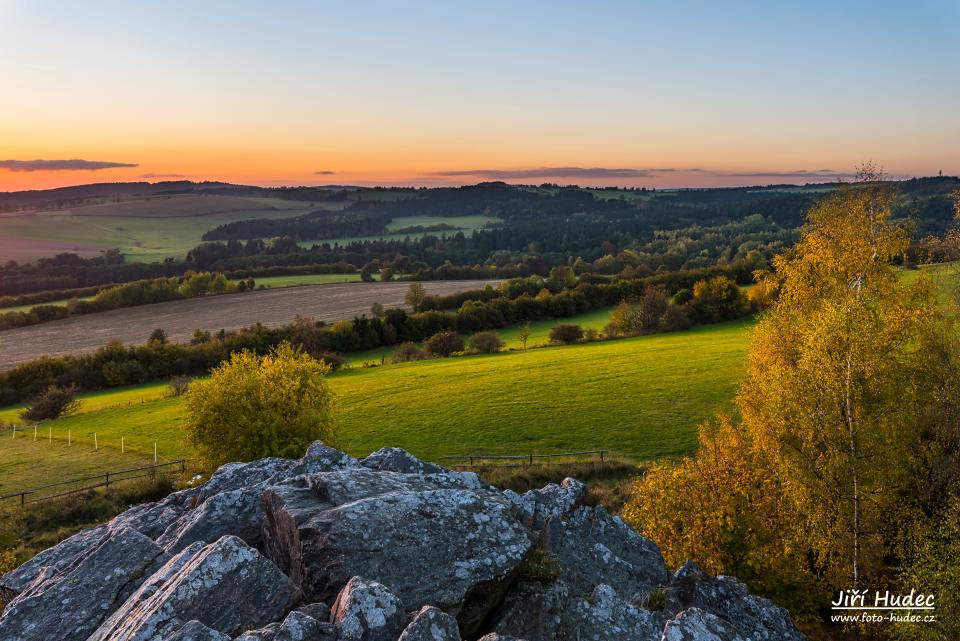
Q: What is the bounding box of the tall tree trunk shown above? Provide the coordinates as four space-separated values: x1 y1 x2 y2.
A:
845 349 861 586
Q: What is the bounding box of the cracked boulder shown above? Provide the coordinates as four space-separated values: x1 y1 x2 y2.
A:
262 482 533 636
0 527 169 641
88 535 298 640
542 505 670 600
397 605 462 641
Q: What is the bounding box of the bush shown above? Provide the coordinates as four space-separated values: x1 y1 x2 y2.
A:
469 331 505 354
392 342 426 362
425 330 464 357
184 343 336 469
20 384 80 422
549 324 583 344
168 375 192 397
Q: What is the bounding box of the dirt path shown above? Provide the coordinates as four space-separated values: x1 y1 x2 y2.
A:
0 280 498 370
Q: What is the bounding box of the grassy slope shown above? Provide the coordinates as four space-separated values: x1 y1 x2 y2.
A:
0 316 751 491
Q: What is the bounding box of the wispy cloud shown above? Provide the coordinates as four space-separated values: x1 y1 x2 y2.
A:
719 169 850 179
139 172 186 179
429 167 659 180
315 170 337 175
0 159 139 172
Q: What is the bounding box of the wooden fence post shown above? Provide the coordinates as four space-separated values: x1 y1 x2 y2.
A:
105 472 110 489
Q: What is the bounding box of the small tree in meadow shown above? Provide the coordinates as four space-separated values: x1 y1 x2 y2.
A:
518 322 531 350
184 343 336 469
405 282 426 311
424 330 464 357
20 384 80 422
549 324 583 344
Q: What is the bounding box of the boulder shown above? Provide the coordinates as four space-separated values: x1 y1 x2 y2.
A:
360 446 447 475
165 620 232 641
89 535 298 640
477 635 528 641
197 457 300 502
661 607 747 641
397 605 462 641
542 506 670 600
504 477 586 529
491 581 664 641
331 577 406 641
0 527 168 641
295 440 360 474
157 486 265 553
235 609 335 641
263 485 533 635
664 561 805 641
91 541 206 639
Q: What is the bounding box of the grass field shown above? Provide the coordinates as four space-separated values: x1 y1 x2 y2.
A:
0 194 316 263
0 316 752 491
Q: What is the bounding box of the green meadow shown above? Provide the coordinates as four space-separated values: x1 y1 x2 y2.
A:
0 317 752 492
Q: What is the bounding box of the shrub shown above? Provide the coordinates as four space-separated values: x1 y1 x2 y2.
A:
168 375 192 397
424 330 464 357
548 324 583 344
149 328 167 344
469 331 505 354
690 276 746 322
184 343 336 469
659 305 691 331
20 384 80 422
392 342 425 362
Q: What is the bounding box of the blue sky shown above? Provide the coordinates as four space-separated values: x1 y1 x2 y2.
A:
0 0 957 189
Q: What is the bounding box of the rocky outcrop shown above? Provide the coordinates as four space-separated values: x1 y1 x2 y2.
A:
0 441 808 641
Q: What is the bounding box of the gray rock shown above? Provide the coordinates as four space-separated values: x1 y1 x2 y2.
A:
294 440 359 474
165 620 232 641
92 541 207 640
504 478 586 529
236 609 335 641
661 607 747 641
90 535 299 640
331 577 405 641
542 506 670 600
0 527 168 641
477 635 527 641
158 487 266 553
492 581 665 641
198 457 300 502
112 486 204 539
489 580 571 641
397 605 462 641
664 561 805 641
263 485 533 635
360 447 446 475
571 584 662 641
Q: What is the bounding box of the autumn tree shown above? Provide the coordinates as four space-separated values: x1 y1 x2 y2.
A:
518 322 531 350
405 282 426 311
627 166 960 614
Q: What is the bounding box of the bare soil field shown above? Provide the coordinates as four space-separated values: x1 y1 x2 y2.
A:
0 280 498 370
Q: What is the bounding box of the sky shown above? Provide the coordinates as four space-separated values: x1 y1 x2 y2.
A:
1 0 958 191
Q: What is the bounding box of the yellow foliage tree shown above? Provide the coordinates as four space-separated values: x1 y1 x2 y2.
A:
626 166 960 616
184 342 336 468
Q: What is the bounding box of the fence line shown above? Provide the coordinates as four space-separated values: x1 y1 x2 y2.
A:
443 449 608 467
0 459 189 507
1 448 610 508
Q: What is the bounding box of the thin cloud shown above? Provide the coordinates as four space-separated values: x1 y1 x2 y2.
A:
720 169 850 179
315 170 337 175
0 159 138 172
139 172 186 179
430 167 657 180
